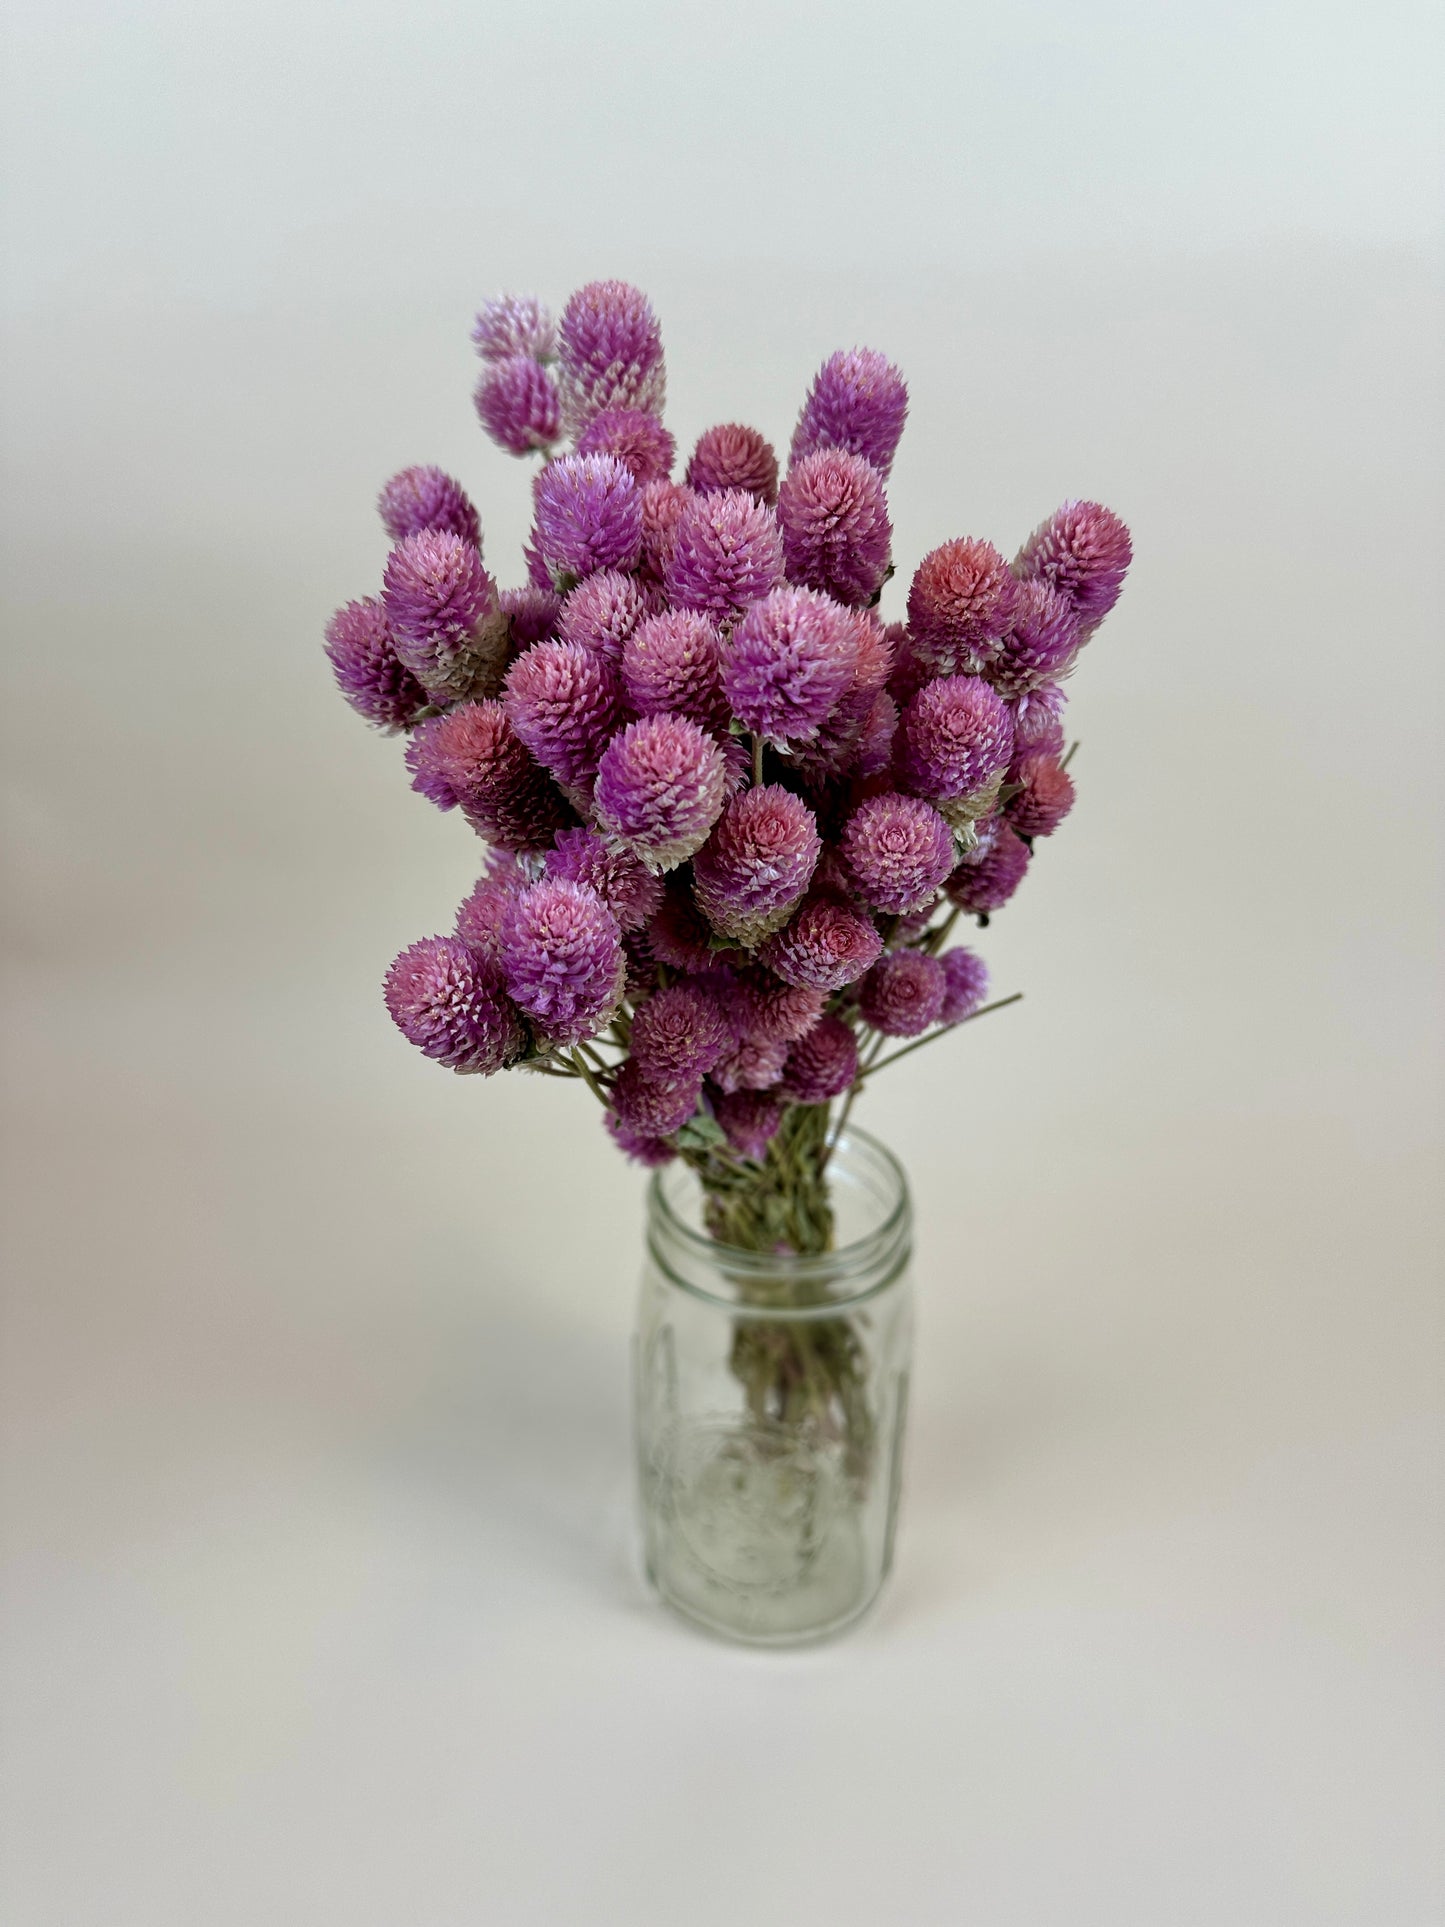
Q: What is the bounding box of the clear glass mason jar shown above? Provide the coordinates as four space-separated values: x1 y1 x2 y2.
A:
633 1129 913 1645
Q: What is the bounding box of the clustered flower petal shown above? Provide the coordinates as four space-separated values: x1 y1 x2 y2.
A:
779 1016 858 1103
1006 752 1076 838
859 950 946 1036
593 715 728 870
382 530 503 703
760 895 883 991
686 424 779 505
987 579 1079 699
575 408 676 485
638 480 694 579
711 1089 784 1159
899 675 1015 812
455 853 524 965
504 639 621 787
791 348 909 478
611 1059 700 1137
907 538 1018 675
558 279 666 430
840 792 956 915
721 968 825 1045
606 1109 677 1167
778 449 892 607
722 587 858 747
500 583 562 647
500 878 624 1047
938 947 989 1023
377 466 481 548
546 825 662 933
621 609 727 728
628 981 731 1087
556 570 650 664
1015 500 1133 629
474 355 562 455
945 823 1031 914
324 597 427 731
692 785 822 943
1011 681 1068 758
472 294 556 363
532 454 643 581
664 489 784 622
406 700 571 851
711 1033 789 1094
384 936 524 1074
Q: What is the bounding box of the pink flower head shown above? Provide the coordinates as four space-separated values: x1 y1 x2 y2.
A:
594 715 728 870
945 823 1032 914
722 586 859 748
647 874 717 971
1011 681 1068 758
664 488 784 622
384 936 524 1075
629 980 731 1087
988 579 1080 699
500 583 562 647
790 348 909 478
907 537 1018 675
474 355 563 455
503 639 621 786
858 689 899 778
686 424 780 505
377 466 481 548
724 968 826 1046
382 529 502 703
711 1032 789 1094
886 621 930 711
711 1088 783 1160
1006 752 1076 838
611 1059 700 1137
532 453 643 582
840 792 956 915
455 852 525 966
1015 500 1132 628
576 408 676 486
638 479 695 579
760 894 883 991
859 950 946 1037
606 1109 677 1167
472 294 556 363
790 607 894 777
899 675 1015 809
406 700 571 851
692 784 822 944
621 609 727 728
779 1016 858 1104
499 877 624 1047
558 279 666 430
546 824 662 932
324 597 427 731
556 570 649 664
938 947 989 1024
777 448 892 608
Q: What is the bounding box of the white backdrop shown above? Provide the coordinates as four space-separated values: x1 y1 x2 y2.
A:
2 4 1442 1923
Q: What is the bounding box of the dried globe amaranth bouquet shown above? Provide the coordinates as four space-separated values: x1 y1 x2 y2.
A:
326 278 1130 1448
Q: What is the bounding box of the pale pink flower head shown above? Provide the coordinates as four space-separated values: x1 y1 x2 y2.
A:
840 791 956 915
938 946 989 1023
759 894 883 991
664 488 784 622
721 586 859 748
711 1032 789 1094
907 537 1018 675
712 1088 784 1160
503 638 621 787
558 279 666 430
899 675 1015 810
988 579 1080 699
500 583 563 648
686 424 780 505
779 1016 858 1104
1014 500 1132 628
499 877 625 1047
777 448 892 608
692 784 822 944
859 950 946 1037
377 466 481 548
382 530 502 703
324 597 427 731
546 824 662 933
474 355 563 455
455 852 525 967
629 980 731 1088
639 479 696 580
1006 751 1076 838
611 1059 700 1137
575 408 676 485
556 570 649 664
945 823 1032 914
532 453 643 582
472 294 556 363
790 348 909 478
593 714 728 870
620 609 727 729
384 935 524 1075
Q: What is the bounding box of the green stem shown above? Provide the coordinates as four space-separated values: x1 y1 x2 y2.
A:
567 1048 611 1107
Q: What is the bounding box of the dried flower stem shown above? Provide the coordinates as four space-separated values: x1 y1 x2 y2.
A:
856 992 1023 1082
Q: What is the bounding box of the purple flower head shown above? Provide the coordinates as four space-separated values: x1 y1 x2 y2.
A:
859 950 946 1037
382 529 502 703
472 294 556 363
606 1109 677 1168
790 348 909 478
406 700 527 813
629 981 731 1087
639 479 695 579
899 675 1015 811
620 609 727 729
594 715 728 871
858 689 899 778
575 408 675 486
988 579 1080 699
777 449 892 608
790 608 894 777
377 466 481 548
721 587 859 748
546 825 662 932
664 488 784 622
840 792 956 915
907 538 1019 675
611 1059 700 1137
503 639 621 787
1012 681 1068 758
500 877 624 1047
500 583 562 647
558 279 665 430
711 1088 783 1160
455 852 525 966
886 621 931 711
939 947 990 1024
711 1032 789 1095
324 597 427 731
532 453 642 582
384 936 524 1075
1015 500 1132 628
724 967 826 1046
945 823 1032 914
474 355 563 456
647 875 717 971
1006 751 1076 838
779 1016 858 1104
556 570 649 665
686 424 780 505
692 784 822 944
760 894 883 991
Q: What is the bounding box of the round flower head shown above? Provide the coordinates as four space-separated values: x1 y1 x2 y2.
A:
899 675 1015 813
406 700 528 813
324 597 427 731
840 792 956 915
859 950 946 1037
711 1088 783 1160
377 466 481 548
593 714 728 871
611 1059 700 1137
723 968 826 1046
790 607 893 777
777 448 892 608
628 981 731 1088
711 1032 789 1095
858 688 899 778
945 822 1032 914
638 479 695 579
621 609 727 728
790 347 909 478
556 570 649 665
474 355 563 455
779 1016 858 1104
500 877 624 1047
988 579 1080 699
1006 751 1076 838
692 785 822 944
500 583 562 647
686 423 779 505
886 621 930 711
647 874 717 971
1012 681 1068 757
606 1108 677 1168
384 936 524 1075
722 586 859 748
546 825 662 933
576 408 676 486
938 946 990 1024
382 529 503 703
455 853 525 967
558 279 666 430
1014 499 1132 629
532 453 643 581
504 639 621 787
664 488 784 623
472 293 556 363
907 537 1018 675
760 895 883 991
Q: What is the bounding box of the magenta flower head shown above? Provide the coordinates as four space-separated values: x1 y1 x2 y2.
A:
711 1088 784 1160
611 1059 700 1137
546 825 662 933
1006 751 1076 838
858 688 899 778
472 293 555 363
859 950 946 1037
455 853 524 965
899 675 1015 815
377 466 481 548
575 408 676 486
722 586 859 748
384 936 524 1075
647 875 717 971
692 785 822 944
556 570 649 664
639 479 695 579
382 529 504 703
474 355 562 456
405 700 571 851
777 449 891 608
946 822 1032 914
664 488 784 622
629 980 731 1087
620 609 727 728
840 791 956 915
779 1016 858 1104
1012 680 1068 757
500 877 624 1047
594 714 728 870
500 583 562 647
939 946 989 1024
1015 500 1132 629
760 894 883 991
988 579 1080 699
606 1109 677 1168
531 453 643 582
720 967 825 1047
711 1032 790 1095
686 424 780 505
790 348 909 478
503 639 621 787
558 279 665 430
324 597 427 731
907 537 1019 675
